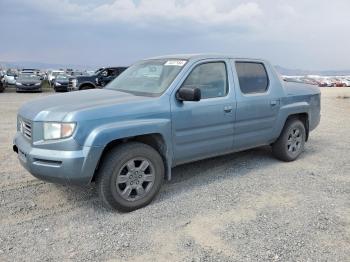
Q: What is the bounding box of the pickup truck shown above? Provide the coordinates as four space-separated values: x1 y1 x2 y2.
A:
13 54 321 212
68 67 127 91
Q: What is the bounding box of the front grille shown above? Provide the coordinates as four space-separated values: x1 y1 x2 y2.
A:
68 79 77 91
20 118 32 139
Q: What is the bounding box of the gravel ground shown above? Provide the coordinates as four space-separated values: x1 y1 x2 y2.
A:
0 88 349 261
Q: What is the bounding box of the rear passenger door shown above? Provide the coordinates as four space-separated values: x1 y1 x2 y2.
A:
232 60 281 150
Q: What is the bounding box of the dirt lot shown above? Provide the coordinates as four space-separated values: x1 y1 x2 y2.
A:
0 88 349 261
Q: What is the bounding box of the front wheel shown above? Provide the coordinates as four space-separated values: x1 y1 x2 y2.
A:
272 119 306 162
96 142 164 212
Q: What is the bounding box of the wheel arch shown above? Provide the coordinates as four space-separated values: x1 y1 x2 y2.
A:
79 82 96 90
91 133 171 182
284 112 309 141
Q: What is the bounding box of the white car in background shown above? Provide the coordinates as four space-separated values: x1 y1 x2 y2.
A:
20 69 40 76
341 79 350 87
4 70 17 86
47 70 65 84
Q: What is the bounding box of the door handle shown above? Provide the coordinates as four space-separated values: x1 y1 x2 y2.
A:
224 106 233 113
270 100 280 106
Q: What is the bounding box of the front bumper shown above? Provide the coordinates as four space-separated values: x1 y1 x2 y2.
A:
13 132 103 185
54 85 69 92
16 85 42 92
68 86 79 92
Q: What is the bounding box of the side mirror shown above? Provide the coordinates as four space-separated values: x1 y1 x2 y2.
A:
176 87 201 102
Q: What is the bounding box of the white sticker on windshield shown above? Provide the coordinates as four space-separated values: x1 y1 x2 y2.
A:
165 60 187 66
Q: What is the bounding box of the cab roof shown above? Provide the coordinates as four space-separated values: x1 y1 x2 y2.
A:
147 53 266 63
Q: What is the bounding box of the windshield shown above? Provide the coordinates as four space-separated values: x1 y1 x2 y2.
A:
56 74 69 80
17 75 40 81
95 68 104 75
52 72 64 76
106 59 186 96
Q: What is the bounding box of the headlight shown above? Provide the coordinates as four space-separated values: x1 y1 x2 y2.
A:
16 82 22 86
35 82 41 86
55 82 61 86
43 122 76 140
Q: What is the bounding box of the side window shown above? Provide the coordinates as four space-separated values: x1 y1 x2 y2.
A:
182 62 228 99
101 70 108 77
110 69 118 76
235 62 268 94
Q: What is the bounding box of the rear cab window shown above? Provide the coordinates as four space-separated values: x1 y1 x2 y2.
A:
235 62 269 94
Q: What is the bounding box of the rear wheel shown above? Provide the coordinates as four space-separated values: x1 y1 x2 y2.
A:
96 142 164 212
272 118 306 162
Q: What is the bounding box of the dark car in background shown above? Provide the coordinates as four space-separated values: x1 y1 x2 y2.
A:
0 73 4 93
21 69 40 76
15 74 42 92
68 67 127 91
52 74 70 92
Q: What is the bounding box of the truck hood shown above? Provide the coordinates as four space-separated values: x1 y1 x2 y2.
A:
17 79 41 84
19 89 153 121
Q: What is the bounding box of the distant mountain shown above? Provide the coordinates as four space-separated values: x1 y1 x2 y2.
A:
275 65 350 76
0 61 97 70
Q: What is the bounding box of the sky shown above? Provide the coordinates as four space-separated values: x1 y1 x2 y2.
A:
0 0 350 70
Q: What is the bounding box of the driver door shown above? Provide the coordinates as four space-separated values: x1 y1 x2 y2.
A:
170 60 236 165
99 69 115 87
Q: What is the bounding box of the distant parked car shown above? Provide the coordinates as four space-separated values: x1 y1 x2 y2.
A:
341 80 350 87
335 81 345 87
52 74 70 92
15 74 42 92
47 70 65 85
324 80 333 87
68 67 127 91
0 74 4 93
21 69 40 75
4 70 17 87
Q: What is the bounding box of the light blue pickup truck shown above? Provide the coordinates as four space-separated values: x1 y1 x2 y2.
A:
13 54 321 211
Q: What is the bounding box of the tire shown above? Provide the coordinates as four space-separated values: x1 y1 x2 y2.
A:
272 118 306 162
80 85 94 90
96 142 164 212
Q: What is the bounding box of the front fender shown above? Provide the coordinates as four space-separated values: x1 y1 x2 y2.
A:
84 118 173 179
84 119 172 147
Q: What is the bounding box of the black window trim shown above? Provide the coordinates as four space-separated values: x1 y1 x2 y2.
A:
180 60 230 100
235 61 270 95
